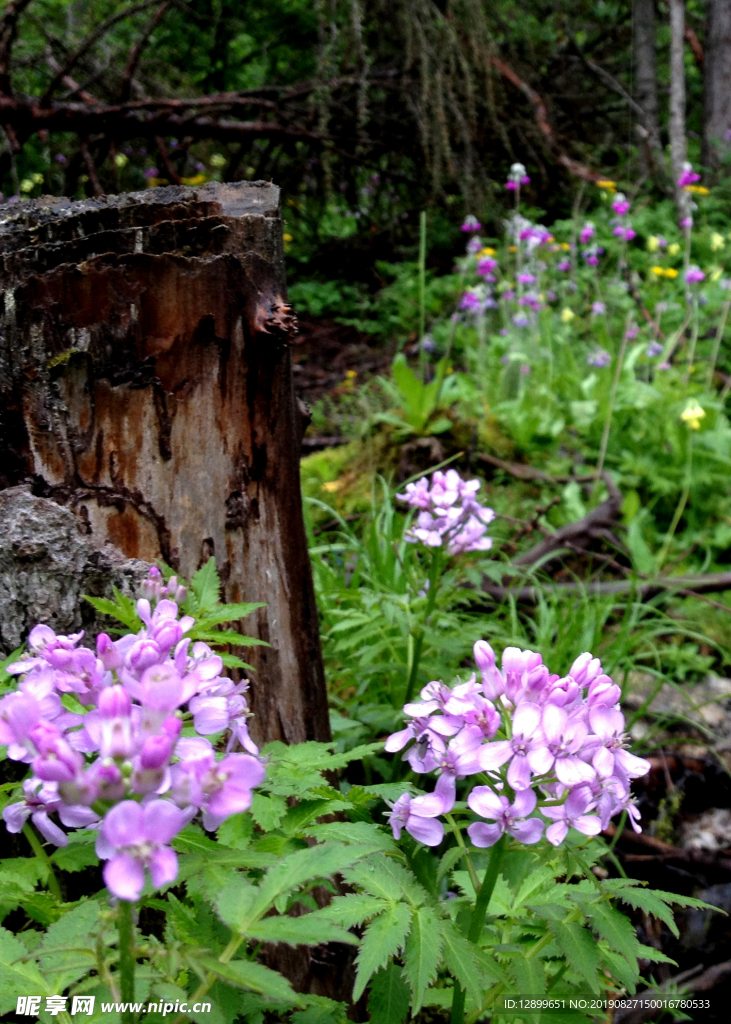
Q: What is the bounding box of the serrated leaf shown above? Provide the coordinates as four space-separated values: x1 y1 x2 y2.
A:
304 821 397 852
0 927 50 1014
250 792 288 831
291 995 349 1024
189 629 267 647
37 901 100 990
586 901 639 955
247 912 358 947
436 846 465 883
440 920 484 1009
368 964 410 1024
602 884 679 938
320 894 389 928
403 906 442 1012
353 903 411 1002
280 799 351 837
198 956 304 1005
549 920 600 992
190 558 221 613
509 955 546 997
51 839 98 873
194 602 266 628
635 943 677 965
345 856 427 907
599 946 639 994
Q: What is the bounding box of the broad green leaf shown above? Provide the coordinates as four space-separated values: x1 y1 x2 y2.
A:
403 906 442 1012
440 920 484 1009
291 995 349 1024
280 799 352 837
549 920 600 993
368 964 410 1024
353 903 412 1001
51 839 98 873
247 912 358 947
250 792 288 831
198 956 304 1006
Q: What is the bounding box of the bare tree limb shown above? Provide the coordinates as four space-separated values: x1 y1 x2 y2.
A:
120 0 173 103
41 0 160 104
79 138 102 196
0 0 32 96
480 571 731 605
154 133 180 184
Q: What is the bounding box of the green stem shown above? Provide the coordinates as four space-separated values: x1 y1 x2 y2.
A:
170 934 243 1024
657 434 693 571
418 209 427 380
450 836 506 1024
594 321 630 484
707 298 731 389
117 901 136 1023
445 813 480 894
684 296 699 383
22 822 62 901
403 548 441 706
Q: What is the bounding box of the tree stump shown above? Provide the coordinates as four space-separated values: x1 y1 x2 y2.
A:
0 181 329 746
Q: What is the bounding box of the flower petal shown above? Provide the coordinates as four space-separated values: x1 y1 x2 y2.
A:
477 741 512 771
102 800 143 849
467 821 503 848
545 821 568 846
555 756 595 787
103 852 145 901
406 815 444 847
510 817 544 844
142 799 186 844
512 788 537 818
149 845 179 888
468 785 505 819
507 753 532 790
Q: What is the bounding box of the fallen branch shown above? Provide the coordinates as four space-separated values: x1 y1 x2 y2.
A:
605 823 731 872
615 961 731 1024
489 55 603 183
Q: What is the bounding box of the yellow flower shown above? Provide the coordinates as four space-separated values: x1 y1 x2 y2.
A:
711 267 723 282
480 246 496 256
650 266 665 276
647 236 659 253
283 233 293 243
210 153 226 168
681 402 706 430
560 242 571 251
711 232 725 251
596 179 617 191
508 245 517 252
19 177 35 193
115 153 128 168
664 267 678 279
561 307 575 323
180 173 207 186
667 243 681 256
345 369 357 379
322 480 343 493
684 184 710 195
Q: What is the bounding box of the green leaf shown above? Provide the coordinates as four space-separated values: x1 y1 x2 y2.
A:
189 629 267 647
586 901 639 955
602 883 695 938
509 955 546 998
304 821 397 852
440 920 485 1009
368 964 410 1024
247 912 358 947
436 846 465 883
345 856 427 907
51 838 98 873
0 927 50 1014
198 956 304 1006
599 946 639 994
353 903 412 1002
291 995 350 1024
403 905 442 1012
635 944 677 965
194 602 266 628
190 558 221 613
250 792 288 831
280 799 352 837
320 894 389 928
36 900 100 989
549 920 600 993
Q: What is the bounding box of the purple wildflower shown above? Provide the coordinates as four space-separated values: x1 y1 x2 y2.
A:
677 162 701 188
97 800 188 901
686 265 705 285
461 215 482 233
387 792 444 846
468 787 544 846
541 786 601 846
587 349 611 368
646 341 663 357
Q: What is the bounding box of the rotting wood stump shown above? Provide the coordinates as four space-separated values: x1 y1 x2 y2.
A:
0 181 330 747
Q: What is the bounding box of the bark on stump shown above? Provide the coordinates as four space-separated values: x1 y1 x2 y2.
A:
0 181 329 747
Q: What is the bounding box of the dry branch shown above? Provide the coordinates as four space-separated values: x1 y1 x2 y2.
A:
480 571 731 604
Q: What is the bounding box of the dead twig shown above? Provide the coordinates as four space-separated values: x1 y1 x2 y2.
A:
480 571 731 605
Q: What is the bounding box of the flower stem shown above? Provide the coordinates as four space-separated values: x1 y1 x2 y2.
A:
594 322 629 484
450 835 506 1024
22 822 62 901
403 548 441 706
707 298 731 389
684 296 699 384
418 209 427 381
657 433 693 571
117 901 136 1023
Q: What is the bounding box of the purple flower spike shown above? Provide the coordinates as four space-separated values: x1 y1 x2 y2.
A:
98 799 187 901
388 792 444 846
468 786 544 847
461 214 482 233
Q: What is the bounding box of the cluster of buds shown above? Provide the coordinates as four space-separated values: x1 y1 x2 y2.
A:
396 470 495 555
0 569 265 901
386 642 650 848
611 193 636 242
505 163 531 191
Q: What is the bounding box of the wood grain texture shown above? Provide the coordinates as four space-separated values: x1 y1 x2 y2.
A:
0 180 330 746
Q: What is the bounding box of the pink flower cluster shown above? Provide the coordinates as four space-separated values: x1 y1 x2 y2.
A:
0 573 265 901
677 162 701 189
610 193 635 241
385 642 650 849
396 470 495 554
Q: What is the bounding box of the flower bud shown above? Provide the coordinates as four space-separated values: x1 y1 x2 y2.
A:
98 685 131 719
474 641 505 699
97 633 123 671
139 732 174 770
128 639 161 673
